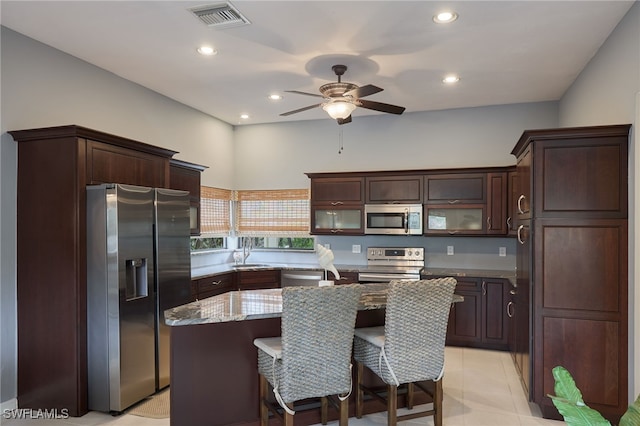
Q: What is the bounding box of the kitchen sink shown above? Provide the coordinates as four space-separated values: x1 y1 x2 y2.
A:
232 264 272 270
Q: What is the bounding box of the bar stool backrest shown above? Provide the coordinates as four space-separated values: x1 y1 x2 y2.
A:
383 278 457 384
280 284 362 402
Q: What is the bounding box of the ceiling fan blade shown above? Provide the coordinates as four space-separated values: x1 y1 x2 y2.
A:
358 99 406 115
280 103 322 116
343 84 383 99
336 115 352 125
285 90 324 98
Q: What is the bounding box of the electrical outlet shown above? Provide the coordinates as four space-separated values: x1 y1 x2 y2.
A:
324 243 330 249
352 244 361 254
447 246 454 256
499 247 507 257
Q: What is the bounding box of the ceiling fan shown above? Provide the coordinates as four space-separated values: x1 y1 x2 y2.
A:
280 64 406 125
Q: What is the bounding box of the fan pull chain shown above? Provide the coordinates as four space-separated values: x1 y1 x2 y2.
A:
338 128 344 154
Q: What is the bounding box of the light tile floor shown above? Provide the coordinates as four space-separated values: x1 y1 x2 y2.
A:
3 347 562 425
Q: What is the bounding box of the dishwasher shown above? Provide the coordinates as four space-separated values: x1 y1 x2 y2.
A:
280 269 324 287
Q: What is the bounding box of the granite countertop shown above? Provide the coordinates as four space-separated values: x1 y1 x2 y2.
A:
165 283 463 326
191 263 516 285
191 263 363 279
421 267 516 286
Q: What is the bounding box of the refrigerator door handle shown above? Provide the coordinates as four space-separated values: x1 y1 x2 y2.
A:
125 258 149 301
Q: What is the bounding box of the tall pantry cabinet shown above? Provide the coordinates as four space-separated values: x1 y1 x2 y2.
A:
9 125 184 417
511 124 630 423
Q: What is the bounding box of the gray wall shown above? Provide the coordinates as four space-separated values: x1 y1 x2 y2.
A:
558 2 640 402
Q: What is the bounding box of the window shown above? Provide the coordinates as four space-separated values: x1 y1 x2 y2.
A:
190 237 225 251
236 189 310 236
249 237 315 250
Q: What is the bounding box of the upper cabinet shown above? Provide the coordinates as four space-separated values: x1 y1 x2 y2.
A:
365 175 423 204
423 170 510 235
169 159 208 235
309 176 364 205
86 139 172 187
308 168 514 236
424 173 486 204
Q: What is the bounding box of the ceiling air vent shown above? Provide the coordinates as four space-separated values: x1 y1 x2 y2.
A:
189 2 250 29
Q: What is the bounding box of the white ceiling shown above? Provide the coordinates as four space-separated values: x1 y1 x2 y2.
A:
1 1 635 126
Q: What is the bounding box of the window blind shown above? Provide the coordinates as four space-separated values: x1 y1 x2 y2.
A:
236 189 310 235
200 186 232 235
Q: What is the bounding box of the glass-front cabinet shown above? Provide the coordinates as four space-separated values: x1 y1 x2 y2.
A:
311 206 363 234
425 205 486 235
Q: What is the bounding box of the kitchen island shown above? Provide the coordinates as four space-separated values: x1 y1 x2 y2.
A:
166 284 461 426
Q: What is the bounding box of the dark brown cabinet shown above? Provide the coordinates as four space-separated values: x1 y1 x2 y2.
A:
365 175 423 203
9 125 178 416
507 169 518 236
424 171 511 236
511 124 630 423
236 269 281 290
86 139 171 187
309 176 364 205
192 272 236 300
330 270 359 284
486 172 508 234
424 173 486 204
169 159 208 235
512 219 531 395
307 175 364 235
444 277 509 350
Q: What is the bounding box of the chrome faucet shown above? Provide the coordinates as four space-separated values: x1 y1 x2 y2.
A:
242 237 252 264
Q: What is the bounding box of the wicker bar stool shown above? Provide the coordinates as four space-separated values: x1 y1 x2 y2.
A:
353 278 457 426
253 284 362 426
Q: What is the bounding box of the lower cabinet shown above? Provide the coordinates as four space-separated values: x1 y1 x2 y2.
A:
236 269 281 290
192 272 236 300
446 277 510 350
330 270 359 284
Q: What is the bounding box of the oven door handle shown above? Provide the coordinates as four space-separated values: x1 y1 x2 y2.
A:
358 273 420 282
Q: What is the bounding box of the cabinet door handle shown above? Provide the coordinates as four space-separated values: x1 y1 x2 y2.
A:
447 199 460 204
211 280 222 286
447 230 460 235
517 225 526 244
517 195 526 214
330 201 344 206
506 217 512 228
510 289 516 295
482 281 486 296
506 301 514 318
487 217 492 230
330 229 343 233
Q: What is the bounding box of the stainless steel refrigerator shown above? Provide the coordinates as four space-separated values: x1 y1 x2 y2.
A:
86 183 191 413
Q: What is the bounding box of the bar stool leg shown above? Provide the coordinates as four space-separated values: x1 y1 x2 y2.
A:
320 396 328 424
406 382 414 409
387 384 398 426
339 397 348 426
355 362 364 418
434 379 443 426
258 374 268 426
284 403 295 426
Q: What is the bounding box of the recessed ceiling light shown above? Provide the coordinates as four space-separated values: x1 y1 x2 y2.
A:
197 46 217 56
268 94 282 101
433 11 458 24
240 113 250 120
443 75 460 84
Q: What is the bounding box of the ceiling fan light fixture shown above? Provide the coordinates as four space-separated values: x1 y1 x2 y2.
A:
323 101 356 120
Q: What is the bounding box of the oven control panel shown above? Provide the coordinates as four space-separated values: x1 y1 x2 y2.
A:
367 247 424 261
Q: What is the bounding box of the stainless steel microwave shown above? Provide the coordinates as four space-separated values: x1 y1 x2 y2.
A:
364 204 423 235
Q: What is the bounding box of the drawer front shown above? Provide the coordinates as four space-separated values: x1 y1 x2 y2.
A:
196 272 235 293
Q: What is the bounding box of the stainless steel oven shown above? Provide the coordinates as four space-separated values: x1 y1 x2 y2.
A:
358 247 425 283
364 204 423 235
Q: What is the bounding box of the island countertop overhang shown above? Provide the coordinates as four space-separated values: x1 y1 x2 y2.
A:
165 283 463 326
